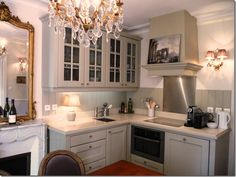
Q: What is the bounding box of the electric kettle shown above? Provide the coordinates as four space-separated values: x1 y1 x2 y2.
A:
217 111 231 129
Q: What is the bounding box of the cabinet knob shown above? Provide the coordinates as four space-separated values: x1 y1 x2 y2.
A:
121 83 124 86
89 135 93 138
87 83 89 85
125 84 127 86
81 83 84 86
89 166 92 169
144 161 147 164
183 138 186 141
108 131 111 134
89 145 92 149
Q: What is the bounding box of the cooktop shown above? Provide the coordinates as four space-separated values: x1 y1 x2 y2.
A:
144 117 185 127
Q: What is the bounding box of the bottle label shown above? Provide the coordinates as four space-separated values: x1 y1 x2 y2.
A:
9 115 16 124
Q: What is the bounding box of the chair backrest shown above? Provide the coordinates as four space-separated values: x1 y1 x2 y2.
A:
38 150 85 176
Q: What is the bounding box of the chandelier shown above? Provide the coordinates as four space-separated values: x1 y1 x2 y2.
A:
48 0 124 47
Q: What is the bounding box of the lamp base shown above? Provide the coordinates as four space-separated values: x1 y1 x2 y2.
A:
67 111 76 121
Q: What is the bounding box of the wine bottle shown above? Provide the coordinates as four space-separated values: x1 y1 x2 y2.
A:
127 98 133 113
3 97 10 118
8 99 17 124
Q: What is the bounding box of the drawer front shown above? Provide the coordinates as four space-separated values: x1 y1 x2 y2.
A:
71 139 106 164
85 159 106 174
70 130 106 146
131 154 164 174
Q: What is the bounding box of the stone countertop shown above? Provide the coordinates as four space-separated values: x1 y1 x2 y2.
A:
44 111 230 140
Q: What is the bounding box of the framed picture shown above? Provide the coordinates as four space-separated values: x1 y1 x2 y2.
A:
147 34 181 64
16 76 26 84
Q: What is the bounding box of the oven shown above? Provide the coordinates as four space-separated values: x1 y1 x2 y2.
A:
131 126 165 163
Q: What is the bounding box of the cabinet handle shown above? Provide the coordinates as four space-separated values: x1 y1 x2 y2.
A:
125 84 127 86
121 83 124 86
81 83 84 86
87 83 89 85
143 161 147 164
89 145 92 149
89 135 93 138
89 166 92 169
183 138 186 141
108 131 111 134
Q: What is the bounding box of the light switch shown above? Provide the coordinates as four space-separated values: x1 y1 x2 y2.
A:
52 104 58 111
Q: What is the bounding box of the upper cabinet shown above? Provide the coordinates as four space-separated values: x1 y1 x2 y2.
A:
41 17 141 90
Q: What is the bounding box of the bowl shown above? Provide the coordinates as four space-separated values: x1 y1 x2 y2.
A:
207 122 218 129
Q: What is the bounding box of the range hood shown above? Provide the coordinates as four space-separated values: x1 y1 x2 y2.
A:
142 10 202 76
142 63 202 77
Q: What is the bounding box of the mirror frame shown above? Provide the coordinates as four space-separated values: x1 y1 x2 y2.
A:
0 1 36 121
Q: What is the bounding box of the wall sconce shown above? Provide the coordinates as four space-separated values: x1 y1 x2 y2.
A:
63 94 81 121
18 57 27 72
205 49 227 71
0 39 7 56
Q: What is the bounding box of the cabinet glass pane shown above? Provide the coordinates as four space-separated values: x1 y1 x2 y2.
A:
65 28 71 44
127 56 131 69
73 47 80 63
64 46 71 62
127 70 130 82
110 39 115 52
132 71 135 82
89 66 95 81
97 51 102 66
90 50 95 65
116 55 120 67
115 69 120 82
132 57 135 69
73 66 79 81
96 67 102 82
128 43 131 55
116 40 120 53
64 67 71 81
110 69 114 82
132 44 136 57
90 41 95 49
97 37 102 50
110 54 115 67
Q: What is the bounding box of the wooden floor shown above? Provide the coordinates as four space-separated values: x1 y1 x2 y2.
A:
89 160 163 176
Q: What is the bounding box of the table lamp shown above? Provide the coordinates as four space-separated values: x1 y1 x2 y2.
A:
63 94 80 121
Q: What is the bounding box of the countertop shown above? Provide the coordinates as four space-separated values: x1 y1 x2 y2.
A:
44 111 230 140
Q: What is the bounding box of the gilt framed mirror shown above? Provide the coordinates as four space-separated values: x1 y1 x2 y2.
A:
0 1 35 121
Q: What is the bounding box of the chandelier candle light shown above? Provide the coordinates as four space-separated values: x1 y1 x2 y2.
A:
205 49 227 71
48 0 124 47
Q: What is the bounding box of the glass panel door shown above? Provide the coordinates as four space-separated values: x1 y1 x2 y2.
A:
126 42 136 83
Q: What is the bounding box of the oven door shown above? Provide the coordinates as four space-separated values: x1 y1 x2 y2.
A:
131 126 165 163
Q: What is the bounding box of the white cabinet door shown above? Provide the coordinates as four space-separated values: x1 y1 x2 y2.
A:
106 125 127 165
123 38 140 88
164 132 209 176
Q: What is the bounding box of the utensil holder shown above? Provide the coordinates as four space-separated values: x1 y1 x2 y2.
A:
148 109 155 117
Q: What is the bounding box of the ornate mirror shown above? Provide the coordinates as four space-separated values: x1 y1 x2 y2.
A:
0 1 35 121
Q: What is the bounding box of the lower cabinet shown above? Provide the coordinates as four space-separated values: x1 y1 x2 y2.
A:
164 132 209 176
106 125 127 165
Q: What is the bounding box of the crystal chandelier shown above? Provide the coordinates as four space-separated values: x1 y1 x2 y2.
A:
48 0 124 47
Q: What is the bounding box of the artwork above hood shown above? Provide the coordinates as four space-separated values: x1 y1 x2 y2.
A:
142 10 202 76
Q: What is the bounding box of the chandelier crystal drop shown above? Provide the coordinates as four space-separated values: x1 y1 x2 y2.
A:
48 0 124 47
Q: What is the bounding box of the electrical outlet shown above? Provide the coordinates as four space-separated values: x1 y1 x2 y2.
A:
215 107 222 113
223 108 230 113
52 104 58 111
207 107 214 113
44 105 51 111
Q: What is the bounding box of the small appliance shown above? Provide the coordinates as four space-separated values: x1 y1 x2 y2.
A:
185 106 201 127
217 111 231 129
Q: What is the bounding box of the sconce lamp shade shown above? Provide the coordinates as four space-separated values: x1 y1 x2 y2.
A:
217 49 227 59
205 51 215 60
63 95 81 107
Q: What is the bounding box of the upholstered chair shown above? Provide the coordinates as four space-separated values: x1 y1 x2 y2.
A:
38 150 85 176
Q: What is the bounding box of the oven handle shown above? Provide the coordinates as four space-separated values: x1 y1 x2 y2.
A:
134 135 160 143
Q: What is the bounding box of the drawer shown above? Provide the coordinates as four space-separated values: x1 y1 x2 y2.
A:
85 159 106 174
131 154 164 174
71 139 106 164
70 130 106 146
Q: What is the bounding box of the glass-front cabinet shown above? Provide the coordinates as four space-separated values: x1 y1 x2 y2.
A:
58 27 85 87
106 36 124 87
124 38 139 87
84 35 106 87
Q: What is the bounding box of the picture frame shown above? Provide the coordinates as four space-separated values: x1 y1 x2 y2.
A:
147 34 181 64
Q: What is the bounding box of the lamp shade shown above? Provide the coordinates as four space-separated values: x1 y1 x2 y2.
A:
63 95 80 107
217 49 227 59
205 51 214 60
